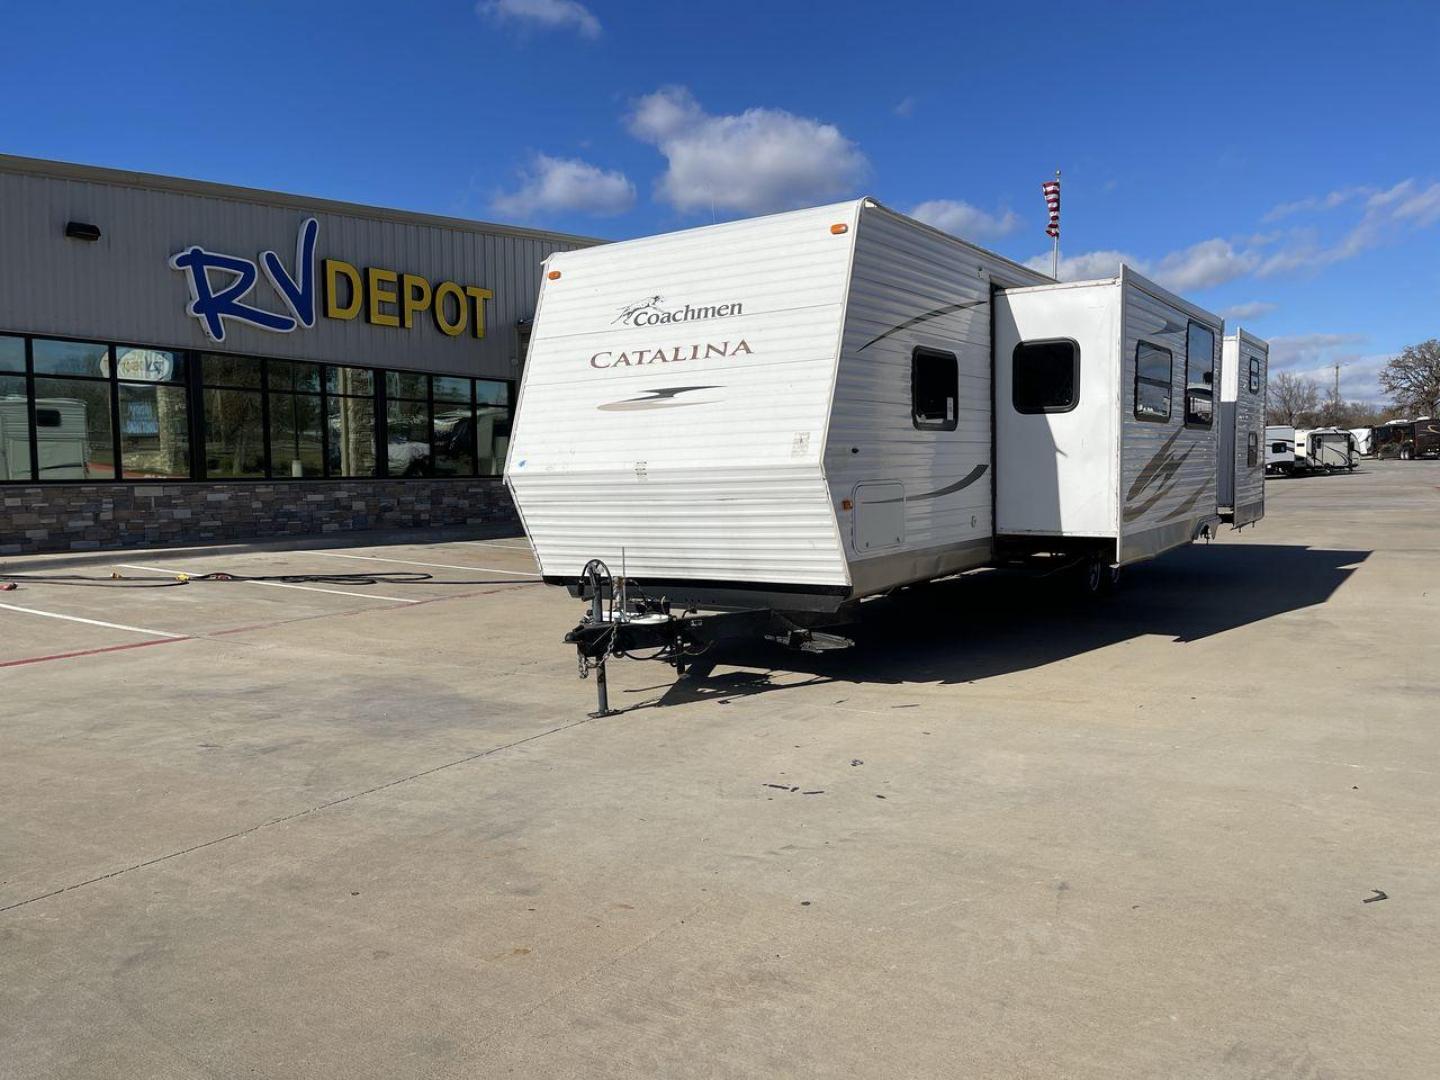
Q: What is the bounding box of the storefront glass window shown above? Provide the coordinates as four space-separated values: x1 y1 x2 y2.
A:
386 399 430 477
202 354 262 388
326 396 376 477
268 391 324 478
1 372 32 480
476 380 511 476
204 388 265 477
0 335 24 371
269 360 321 394
326 365 374 397
33 376 115 479
119 384 190 479
33 338 108 378
386 371 429 400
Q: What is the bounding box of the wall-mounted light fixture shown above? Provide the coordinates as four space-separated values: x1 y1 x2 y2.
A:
64 221 102 242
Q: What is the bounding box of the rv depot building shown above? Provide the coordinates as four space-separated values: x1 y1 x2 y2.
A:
0 155 594 554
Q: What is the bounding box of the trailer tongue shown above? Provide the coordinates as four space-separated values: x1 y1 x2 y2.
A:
564 560 852 717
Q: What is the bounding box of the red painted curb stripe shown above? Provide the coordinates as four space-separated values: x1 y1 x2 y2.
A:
1 636 192 668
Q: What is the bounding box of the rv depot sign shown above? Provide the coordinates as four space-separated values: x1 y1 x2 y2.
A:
170 218 493 344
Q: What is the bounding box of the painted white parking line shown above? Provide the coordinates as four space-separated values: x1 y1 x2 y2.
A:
0 601 185 639
304 551 540 576
456 539 533 550
114 564 420 604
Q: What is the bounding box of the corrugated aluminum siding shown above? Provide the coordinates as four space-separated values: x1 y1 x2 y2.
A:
827 204 1047 576
1230 329 1268 518
0 157 591 378
1118 271 1222 558
507 203 857 586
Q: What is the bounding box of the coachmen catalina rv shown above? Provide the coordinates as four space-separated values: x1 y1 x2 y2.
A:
1218 329 1268 526
1265 425 1296 476
505 199 1246 712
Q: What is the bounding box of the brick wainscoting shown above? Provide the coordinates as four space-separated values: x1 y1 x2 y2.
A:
0 479 519 555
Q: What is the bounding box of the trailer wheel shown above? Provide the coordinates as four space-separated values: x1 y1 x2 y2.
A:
1102 564 1122 594
1077 558 1106 598
1400 446 1413 461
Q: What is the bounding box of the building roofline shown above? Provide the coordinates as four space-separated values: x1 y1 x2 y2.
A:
0 152 604 247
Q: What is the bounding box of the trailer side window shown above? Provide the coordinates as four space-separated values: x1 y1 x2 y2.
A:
1248 356 1262 394
912 347 958 431
1134 342 1172 422
1012 339 1079 414
1270 441 1288 454
1184 321 1215 426
1247 432 1259 467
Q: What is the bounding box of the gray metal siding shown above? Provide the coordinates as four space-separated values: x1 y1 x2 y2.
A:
1232 330 1268 521
826 203 1048 585
0 158 591 378
1118 273 1222 561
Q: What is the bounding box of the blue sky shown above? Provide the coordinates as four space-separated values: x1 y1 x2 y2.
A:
4 0 1438 402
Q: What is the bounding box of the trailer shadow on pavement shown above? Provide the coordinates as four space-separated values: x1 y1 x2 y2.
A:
651 542 1370 705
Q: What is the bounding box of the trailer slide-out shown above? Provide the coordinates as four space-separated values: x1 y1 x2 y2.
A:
505 199 1264 712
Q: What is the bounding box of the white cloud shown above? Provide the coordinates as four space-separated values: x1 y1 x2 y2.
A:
1024 249 1133 281
910 199 1019 239
1268 332 1368 370
492 154 634 218
1023 238 1255 291
1151 238 1259 292
477 0 600 38
626 86 867 215
1257 179 1440 277
1221 301 1278 321
893 96 917 118
1263 186 1371 222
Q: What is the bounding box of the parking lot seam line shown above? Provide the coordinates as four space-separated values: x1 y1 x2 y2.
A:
0 637 193 668
0 711 604 916
0 601 186 639
304 550 541 575
114 563 421 604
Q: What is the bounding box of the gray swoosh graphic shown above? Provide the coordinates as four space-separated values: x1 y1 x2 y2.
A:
857 298 988 352
598 385 720 412
871 463 988 504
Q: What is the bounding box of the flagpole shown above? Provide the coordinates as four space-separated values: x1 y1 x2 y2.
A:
1051 169 1060 279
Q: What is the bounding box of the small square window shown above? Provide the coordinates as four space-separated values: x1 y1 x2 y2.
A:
1247 431 1259 467
1013 339 1079 414
1248 356 1262 395
912 348 958 431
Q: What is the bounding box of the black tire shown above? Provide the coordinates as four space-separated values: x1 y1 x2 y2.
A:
1076 557 1105 598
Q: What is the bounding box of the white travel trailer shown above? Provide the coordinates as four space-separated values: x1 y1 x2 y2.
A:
1217 329 1268 526
505 199 1240 710
1296 427 1356 471
1265 424 1296 475
1349 427 1373 456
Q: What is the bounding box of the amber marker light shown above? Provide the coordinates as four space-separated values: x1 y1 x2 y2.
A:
840 498 853 510
547 270 562 280
830 223 849 235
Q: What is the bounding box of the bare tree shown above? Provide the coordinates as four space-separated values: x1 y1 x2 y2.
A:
1268 371 1321 426
1380 339 1440 417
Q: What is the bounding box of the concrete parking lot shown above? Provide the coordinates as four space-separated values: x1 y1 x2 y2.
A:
3 462 1437 1079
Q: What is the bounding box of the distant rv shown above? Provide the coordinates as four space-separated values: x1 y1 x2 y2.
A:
1373 418 1440 460
1296 427 1357 471
1265 425 1296 476
1349 426 1373 456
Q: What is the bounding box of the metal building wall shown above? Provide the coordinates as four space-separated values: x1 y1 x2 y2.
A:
0 155 596 379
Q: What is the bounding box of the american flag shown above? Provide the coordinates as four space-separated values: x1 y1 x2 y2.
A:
1042 179 1061 238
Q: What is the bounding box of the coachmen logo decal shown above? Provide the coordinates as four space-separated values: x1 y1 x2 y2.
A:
598 385 721 411
613 295 744 327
